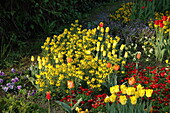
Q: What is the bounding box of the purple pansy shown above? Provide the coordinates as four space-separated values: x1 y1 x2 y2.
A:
11 68 16 73
17 85 22 90
2 87 9 92
0 71 5 76
0 79 3 83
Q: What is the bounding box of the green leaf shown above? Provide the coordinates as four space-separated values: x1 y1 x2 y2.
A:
55 101 72 113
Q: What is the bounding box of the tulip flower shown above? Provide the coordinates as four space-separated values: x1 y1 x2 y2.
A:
119 95 127 105
46 91 51 100
113 64 120 71
109 94 116 102
67 80 74 89
106 62 112 68
138 89 145 97
136 52 141 59
99 22 104 27
145 89 153 97
67 57 73 63
128 77 136 85
130 96 137 105
110 85 119 94
31 56 35 61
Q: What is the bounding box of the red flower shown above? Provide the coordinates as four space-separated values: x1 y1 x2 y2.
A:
162 16 167 21
99 22 104 27
107 62 112 68
159 23 164 28
46 91 51 100
142 6 145 9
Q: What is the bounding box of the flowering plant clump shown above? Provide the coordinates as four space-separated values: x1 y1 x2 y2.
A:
30 20 128 95
109 2 133 23
59 86 107 112
104 84 153 113
122 63 170 112
0 69 30 93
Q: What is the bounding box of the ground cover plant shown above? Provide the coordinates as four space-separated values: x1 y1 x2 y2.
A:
0 0 170 113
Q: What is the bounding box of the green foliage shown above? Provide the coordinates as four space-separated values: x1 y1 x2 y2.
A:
0 0 110 69
131 0 170 21
0 89 47 113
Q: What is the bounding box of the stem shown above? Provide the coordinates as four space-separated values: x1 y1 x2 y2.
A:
48 100 50 113
70 88 72 107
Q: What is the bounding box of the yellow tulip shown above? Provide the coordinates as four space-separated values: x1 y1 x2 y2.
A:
130 96 137 105
137 84 144 91
104 96 110 103
110 85 119 94
145 89 153 97
126 87 136 95
138 89 145 97
110 94 116 102
124 52 128 58
119 95 127 105
31 56 35 61
120 44 125 50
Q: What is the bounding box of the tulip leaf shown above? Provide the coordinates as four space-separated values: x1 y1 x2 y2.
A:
55 101 72 113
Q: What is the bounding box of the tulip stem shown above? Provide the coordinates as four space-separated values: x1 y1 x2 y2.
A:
48 100 50 113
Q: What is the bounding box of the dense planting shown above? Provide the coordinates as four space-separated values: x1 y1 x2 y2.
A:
0 0 170 112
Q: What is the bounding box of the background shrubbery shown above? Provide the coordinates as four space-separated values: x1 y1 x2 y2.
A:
0 0 111 69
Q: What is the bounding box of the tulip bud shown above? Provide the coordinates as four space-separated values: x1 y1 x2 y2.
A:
136 52 141 59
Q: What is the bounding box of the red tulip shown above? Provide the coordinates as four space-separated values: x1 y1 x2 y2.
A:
99 22 104 27
162 16 167 21
142 6 145 9
46 91 51 100
159 23 164 28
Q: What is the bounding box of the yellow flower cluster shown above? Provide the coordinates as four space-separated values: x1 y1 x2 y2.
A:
31 20 128 92
104 84 153 105
109 2 133 23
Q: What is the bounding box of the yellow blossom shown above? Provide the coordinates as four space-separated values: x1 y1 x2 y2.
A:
145 89 153 97
130 96 137 105
119 95 127 105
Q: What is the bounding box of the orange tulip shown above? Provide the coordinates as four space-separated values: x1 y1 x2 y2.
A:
113 64 120 71
67 57 72 63
136 53 141 59
67 80 74 89
107 63 112 68
128 77 136 85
